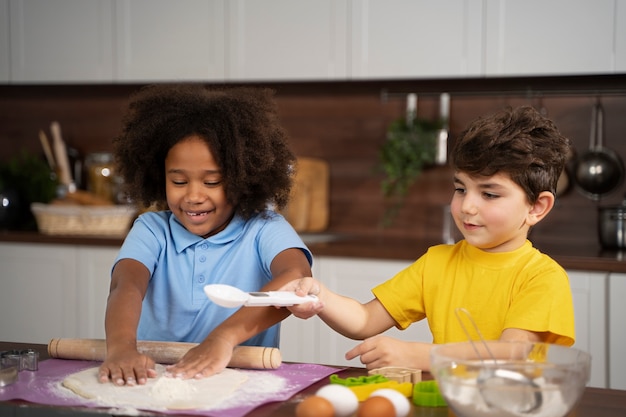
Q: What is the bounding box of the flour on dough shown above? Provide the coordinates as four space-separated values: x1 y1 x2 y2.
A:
62 364 249 411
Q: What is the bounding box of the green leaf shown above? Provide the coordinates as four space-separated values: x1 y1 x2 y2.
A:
378 115 441 226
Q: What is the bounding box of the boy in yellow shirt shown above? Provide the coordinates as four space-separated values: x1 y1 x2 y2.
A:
281 106 575 371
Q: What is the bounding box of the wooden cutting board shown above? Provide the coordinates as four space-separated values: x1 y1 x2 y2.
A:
282 157 329 233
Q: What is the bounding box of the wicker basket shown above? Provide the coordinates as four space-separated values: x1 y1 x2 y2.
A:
31 203 137 237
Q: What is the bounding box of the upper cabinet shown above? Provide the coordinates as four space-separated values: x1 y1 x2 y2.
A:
484 0 617 76
114 0 225 82
0 0 9 82
350 0 483 79
617 1 626 72
227 0 349 81
2 0 625 84
9 0 114 83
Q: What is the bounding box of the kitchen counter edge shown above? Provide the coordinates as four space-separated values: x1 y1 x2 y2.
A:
2 231 626 274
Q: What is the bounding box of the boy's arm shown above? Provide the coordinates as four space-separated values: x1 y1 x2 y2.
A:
287 278 397 340
500 328 544 342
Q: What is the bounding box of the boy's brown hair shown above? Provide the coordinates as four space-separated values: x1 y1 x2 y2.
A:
451 106 570 204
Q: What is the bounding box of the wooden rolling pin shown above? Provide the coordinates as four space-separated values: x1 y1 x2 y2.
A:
48 338 282 370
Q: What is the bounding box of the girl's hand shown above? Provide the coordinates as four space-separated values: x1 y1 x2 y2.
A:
278 277 325 318
98 349 157 386
165 337 233 379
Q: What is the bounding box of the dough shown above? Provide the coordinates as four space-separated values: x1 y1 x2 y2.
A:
62 364 248 411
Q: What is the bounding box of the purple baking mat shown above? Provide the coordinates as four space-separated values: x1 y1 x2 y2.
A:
0 359 342 416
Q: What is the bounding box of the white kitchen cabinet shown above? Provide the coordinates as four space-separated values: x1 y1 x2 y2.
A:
350 0 483 79
317 256 432 367
226 0 349 81
9 0 114 83
279 255 322 363
3 0 625 84
114 0 225 82
617 1 626 72
75 246 118 339
0 242 78 343
567 270 608 388
608 273 626 390
0 0 9 82
0 242 117 343
484 0 616 76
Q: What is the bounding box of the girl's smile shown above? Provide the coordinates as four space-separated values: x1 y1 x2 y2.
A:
165 135 235 238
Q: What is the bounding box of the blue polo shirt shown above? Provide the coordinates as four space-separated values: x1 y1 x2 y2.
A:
113 210 312 347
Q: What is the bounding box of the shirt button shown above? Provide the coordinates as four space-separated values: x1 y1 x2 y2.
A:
199 255 206 263
201 243 208 250
198 275 205 283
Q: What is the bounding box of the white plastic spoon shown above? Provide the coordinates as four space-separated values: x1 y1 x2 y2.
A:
204 284 318 308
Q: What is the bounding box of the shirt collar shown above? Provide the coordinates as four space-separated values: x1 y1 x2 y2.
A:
170 213 246 253
461 239 533 268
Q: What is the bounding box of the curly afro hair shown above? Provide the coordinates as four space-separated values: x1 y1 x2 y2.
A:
113 84 296 219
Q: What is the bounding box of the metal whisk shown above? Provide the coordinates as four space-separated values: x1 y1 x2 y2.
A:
454 307 543 414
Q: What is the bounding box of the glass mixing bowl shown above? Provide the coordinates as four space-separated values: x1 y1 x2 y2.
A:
430 341 591 417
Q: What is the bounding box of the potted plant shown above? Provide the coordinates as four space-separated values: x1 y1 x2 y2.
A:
0 150 57 230
379 113 443 226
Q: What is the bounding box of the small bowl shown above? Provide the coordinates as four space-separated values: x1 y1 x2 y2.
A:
430 341 591 417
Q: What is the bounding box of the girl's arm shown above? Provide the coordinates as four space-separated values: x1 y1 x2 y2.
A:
99 258 155 385
166 247 312 378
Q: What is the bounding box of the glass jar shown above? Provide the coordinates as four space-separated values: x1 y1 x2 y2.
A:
84 152 116 203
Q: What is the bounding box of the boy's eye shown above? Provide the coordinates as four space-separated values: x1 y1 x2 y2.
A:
483 192 499 199
204 180 222 187
454 187 465 194
172 180 187 186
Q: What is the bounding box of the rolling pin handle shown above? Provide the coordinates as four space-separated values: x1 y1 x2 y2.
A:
47 338 281 370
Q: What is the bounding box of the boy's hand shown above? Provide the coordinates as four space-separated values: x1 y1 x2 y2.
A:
278 277 325 318
345 335 429 370
98 349 157 386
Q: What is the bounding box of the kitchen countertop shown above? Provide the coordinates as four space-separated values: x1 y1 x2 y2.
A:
3 230 626 273
1 341 625 417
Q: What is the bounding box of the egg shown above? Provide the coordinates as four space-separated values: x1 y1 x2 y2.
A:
316 384 359 417
357 395 396 417
295 395 335 417
370 388 411 417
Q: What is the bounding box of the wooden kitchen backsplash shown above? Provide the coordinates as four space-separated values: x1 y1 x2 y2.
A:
1 79 625 251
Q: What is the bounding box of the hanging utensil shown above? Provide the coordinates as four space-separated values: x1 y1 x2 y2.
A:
574 100 624 200
435 93 449 165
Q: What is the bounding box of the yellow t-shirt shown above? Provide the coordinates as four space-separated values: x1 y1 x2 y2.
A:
372 240 575 346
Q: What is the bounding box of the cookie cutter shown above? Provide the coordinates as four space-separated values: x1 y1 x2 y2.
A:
0 351 20 387
330 373 389 386
2 349 39 371
412 380 447 407
20 349 39 371
0 365 18 387
346 380 413 401
368 366 422 383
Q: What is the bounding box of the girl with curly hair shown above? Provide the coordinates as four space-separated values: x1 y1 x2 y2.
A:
98 85 312 386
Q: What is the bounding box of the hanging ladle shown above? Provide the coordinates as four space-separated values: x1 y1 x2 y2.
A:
574 100 624 200
455 308 542 414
